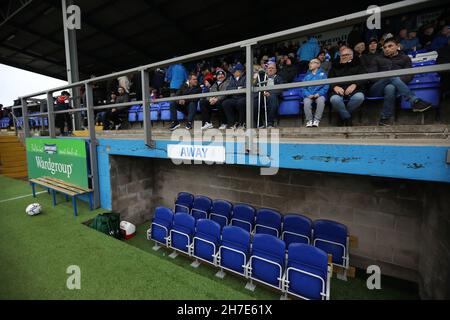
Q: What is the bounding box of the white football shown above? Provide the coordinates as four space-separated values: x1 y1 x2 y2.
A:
26 203 42 216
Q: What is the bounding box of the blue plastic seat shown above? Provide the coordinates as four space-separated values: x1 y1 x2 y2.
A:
160 101 184 121
247 234 286 289
209 199 233 228
191 219 221 264
401 72 440 109
230 204 255 233
174 192 194 213
279 100 302 116
254 208 282 237
191 195 212 220
169 213 196 254
128 104 141 122
313 219 349 269
283 243 330 300
148 206 174 246
282 214 312 246
217 226 251 275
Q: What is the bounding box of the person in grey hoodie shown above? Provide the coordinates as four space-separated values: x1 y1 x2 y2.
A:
199 68 230 130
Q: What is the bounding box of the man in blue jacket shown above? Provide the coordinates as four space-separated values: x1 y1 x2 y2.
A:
303 59 329 127
297 37 320 72
165 63 188 95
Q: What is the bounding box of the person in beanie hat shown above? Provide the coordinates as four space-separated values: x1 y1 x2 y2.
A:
199 68 230 130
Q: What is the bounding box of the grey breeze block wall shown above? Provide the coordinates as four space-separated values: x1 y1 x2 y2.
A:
109 155 450 299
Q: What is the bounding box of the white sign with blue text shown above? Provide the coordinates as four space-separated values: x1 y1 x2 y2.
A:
167 144 226 163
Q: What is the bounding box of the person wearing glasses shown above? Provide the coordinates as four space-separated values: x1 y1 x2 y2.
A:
302 58 329 127
328 47 366 127
367 37 432 126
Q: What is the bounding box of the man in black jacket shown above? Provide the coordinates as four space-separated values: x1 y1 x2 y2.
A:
254 62 284 128
328 47 366 126
169 74 201 130
222 63 247 128
367 37 432 125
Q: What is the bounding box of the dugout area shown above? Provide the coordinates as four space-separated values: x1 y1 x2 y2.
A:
0 174 422 300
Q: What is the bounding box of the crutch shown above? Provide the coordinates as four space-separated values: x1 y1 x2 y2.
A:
257 71 268 128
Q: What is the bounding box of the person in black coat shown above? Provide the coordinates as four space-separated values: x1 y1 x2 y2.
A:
328 47 366 126
367 37 433 125
222 63 247 128
168 74 201 130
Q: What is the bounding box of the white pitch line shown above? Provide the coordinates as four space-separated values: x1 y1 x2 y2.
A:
0 191 47 203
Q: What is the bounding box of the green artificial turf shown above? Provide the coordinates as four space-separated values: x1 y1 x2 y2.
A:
0 175 419 300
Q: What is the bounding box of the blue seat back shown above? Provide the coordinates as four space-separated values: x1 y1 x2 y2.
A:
210 199 233 228
283 214 312 246
151 206 174 243
175 192 194 213
220 226 251 274
287 243 328 300
171 213 196 252
255 208 282 237
278 100 301 116
251 234 286 286
313 219 347 266
191 195 212 220
193 219 221 262
231 204 255 233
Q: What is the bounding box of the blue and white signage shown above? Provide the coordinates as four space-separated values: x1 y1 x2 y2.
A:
167 144 226 163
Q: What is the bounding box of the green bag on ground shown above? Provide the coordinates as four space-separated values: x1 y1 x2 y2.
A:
90 212 121 239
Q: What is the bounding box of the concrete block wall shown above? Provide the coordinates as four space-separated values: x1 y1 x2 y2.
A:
109 156 449 298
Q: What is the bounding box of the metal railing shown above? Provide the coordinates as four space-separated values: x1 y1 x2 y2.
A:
15 0 450 208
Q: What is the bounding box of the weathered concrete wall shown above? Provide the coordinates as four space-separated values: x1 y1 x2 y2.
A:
109 156 449 298
419 183 450 299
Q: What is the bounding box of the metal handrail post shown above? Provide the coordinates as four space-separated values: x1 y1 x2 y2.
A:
47 93 56 138
85 83 100 208
141 69 154 148
21 98 30 138
245 43 255 152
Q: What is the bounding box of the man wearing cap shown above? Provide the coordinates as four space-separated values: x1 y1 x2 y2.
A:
222 63 247 128
199 69 229 130
367 37 433 126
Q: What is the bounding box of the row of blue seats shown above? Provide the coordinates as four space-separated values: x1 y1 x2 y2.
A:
171 192 349 271
147 207 333 300
0 117 10 128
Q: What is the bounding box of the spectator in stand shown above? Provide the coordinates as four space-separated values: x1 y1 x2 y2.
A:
222 63 247 129
367 37 433 126
347 25 363 48
317 51 332 74
199 65 214 85
278 55 298 83
380 33 394 47
200 68 229 130
253 62 283 128
354 41 366 59
419 24 435 48
400 29 421 52
55 91 72 136
398 28 408 43
151 68 166 92
328 47 366 127
297 36 320 72
96 91 116 126
104 87 130 130
168 73 201 131
430 25 450 51
117 74 131 93
360 38 380 70
302 58 329 128
166 62 189 96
